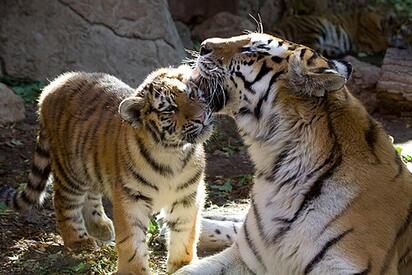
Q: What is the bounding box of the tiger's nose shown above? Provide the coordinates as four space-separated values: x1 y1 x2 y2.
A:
199 44 213 56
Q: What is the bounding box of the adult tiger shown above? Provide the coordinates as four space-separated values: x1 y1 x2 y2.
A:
177 33 412 275
0 66 213 274
273 11 393 57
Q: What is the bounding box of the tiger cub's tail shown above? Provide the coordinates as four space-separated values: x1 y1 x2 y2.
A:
1 126 51 211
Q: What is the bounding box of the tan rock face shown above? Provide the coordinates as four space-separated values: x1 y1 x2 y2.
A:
0 83 25 125
377 48 412 115
0 0 184 86
192 12 255 41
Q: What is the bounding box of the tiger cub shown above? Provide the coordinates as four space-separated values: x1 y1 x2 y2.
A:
0 65 213 274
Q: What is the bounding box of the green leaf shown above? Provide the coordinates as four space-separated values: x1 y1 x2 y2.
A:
148 218 159 235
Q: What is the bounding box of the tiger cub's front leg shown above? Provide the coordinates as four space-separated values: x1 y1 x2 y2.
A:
113 182 152 275
164 184 205 273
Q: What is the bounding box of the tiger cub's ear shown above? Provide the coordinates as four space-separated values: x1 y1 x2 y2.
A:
119 96 145 128
288 52 352 97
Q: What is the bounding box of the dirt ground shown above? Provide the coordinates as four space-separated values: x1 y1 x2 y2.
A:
1 103 412 274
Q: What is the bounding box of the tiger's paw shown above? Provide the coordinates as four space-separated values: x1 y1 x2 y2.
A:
86 218 115 241
167 258 197 274
64 236 97 251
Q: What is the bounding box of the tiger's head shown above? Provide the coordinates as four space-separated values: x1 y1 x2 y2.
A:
193 33 352 116
119 65 213 146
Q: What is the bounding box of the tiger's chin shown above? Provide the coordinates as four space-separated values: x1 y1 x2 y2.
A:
184 125 214 144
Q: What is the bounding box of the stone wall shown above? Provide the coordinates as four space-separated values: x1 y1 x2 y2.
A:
0 0 185 86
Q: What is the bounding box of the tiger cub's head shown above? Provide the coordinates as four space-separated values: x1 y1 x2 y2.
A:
119 65 213 146
192 32 352 115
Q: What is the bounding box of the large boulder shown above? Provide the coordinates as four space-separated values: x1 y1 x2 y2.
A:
192 12 255 41
175 21 194 50
0 0 185 86
344 56 380 113
168 0 238 24
377 48 412 115
0 83 25 125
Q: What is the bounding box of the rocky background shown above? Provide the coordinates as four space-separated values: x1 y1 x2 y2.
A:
1 0 412 274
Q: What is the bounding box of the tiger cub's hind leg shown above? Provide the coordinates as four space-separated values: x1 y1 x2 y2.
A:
83 192 114 242
53 177 97 250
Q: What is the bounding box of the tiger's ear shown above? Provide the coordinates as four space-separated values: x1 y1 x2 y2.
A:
288 53 352 97
119 96 145 127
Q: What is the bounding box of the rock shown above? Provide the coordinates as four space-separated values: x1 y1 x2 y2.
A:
192 12 255 41
236 0 260 18
344 56 380 113
175 21 193 50
377 48 412 115
259 0 284 30
168 0 238 24
0 0 184 86
0 83 25 124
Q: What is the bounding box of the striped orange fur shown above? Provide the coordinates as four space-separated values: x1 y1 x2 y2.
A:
1 65 213 274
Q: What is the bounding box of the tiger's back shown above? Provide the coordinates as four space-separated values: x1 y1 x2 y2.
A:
39 72 132 196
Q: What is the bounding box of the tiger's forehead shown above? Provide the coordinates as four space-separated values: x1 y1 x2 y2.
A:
248 33 297 56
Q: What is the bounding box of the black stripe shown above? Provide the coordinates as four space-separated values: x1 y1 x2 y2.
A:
20 191 36 205
353 261 371 275
117 235 132 245
128 249 137 262
238 107 252 116
171 191 197 211
35 144 50 159
306 51 318 66
251 61 272 85
243 220 266 271
176 168 202 191
57 178 84 196
137 138 173 176
251 196 267 243
123 186 153 204
300 48 307 58
254 70 284 120
399 246 410 265
394 150 404 178
132 219 147 233
364 116 380 163
271 56 283 63
129 168 158 191
233 224 238 234
146 120 161 143
30 163 51 182
272 142 342 243
93 146 103 184
304 228 353 274
182 146 196 169
266 141 291 182
380 202 412 274
54 158 87 193
166 219 183 232
28 165 51 192
234 72 254 93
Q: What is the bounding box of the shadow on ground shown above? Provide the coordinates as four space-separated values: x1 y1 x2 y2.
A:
1 103 412 274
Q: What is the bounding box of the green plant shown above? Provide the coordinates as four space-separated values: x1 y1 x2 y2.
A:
1 75 46 103
395 145 412 163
